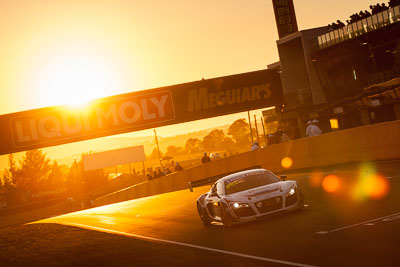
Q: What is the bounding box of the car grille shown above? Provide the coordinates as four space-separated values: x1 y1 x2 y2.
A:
232 207 256 217
285 193 298 207
255 196 282 213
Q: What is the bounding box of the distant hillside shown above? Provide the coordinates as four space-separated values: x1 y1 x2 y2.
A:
41 124 232 168
0 122 257 172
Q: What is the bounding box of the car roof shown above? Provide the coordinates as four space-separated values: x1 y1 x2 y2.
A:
219 168 270 182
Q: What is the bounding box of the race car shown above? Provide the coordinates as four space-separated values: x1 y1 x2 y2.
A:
196 168 305 227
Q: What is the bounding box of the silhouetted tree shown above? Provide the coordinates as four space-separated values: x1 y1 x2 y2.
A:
228 119 251 146
202 135 217 152
221 137 235 149
165 145 183 157
208 129 225 150
185 138 202 154
17 149 52 191
65 153 106 194
148 147 163 160
45 161 67 190
1 154 17 194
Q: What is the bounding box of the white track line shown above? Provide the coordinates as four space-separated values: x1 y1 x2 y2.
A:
56 222 317 267
316 212 400 235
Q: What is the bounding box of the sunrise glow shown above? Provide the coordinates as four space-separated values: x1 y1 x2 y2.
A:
33 49 121 107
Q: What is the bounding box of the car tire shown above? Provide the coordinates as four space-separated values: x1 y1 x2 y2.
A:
197 202 211 227
220 203 233 227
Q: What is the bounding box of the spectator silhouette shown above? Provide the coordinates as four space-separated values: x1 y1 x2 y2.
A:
280 130 290 143
309 119 322 137
363 10 372 18
251 142 260 151
175 162 183 171
267 133 275 146
306 120 313 137
337 20 345 28
201 152 211 164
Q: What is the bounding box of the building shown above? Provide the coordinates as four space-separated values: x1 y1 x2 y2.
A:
270 1 400 137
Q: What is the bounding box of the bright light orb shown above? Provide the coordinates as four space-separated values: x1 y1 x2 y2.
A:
43 60 113 106
354 174 389 200
34 48 121 108
369 175 389 199
281 157 293 169
322 175 340 193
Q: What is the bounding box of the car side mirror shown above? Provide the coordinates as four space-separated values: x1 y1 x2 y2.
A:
280 175 287 181
210 192 219 198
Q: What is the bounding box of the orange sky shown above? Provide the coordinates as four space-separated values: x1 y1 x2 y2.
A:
0 0 374 113
0 0 375 167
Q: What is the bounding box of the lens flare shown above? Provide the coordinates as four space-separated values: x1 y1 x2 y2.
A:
309 171 323 188
281 157 293 169
322 175 340 193
369 175 389 199
353 173 389 201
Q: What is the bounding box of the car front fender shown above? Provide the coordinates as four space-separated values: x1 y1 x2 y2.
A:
197 193 208 207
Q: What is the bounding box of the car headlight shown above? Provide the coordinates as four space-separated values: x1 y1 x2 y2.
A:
286 186 296 197
231 202 250 209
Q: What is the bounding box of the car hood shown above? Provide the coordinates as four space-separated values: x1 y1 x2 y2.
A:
224 180 296 202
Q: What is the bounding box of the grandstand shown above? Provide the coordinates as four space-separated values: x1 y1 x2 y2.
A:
271 1 400 136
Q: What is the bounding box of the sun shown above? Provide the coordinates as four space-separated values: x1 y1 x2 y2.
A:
35 49 121 107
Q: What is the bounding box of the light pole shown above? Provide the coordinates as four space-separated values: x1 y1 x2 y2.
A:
154 129 163 168
254 115 260 145
261 116 267 146
73 156 79 195
248 111 254 144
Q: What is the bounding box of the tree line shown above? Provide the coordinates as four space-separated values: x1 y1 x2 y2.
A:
0 118 254 198
0 149 72 203
0 149 106 202
148 118 253 159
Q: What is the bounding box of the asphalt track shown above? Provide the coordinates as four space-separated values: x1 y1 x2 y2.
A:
36 160 400 267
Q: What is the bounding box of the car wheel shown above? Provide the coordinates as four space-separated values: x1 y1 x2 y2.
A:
220 203 233 227
197 202 211 227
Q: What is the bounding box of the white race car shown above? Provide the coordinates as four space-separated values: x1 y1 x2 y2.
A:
196 168 305 227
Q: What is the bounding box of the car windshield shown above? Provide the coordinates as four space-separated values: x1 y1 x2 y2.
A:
224 171 280 195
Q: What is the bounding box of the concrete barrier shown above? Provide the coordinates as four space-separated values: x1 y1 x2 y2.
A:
94 120 400 206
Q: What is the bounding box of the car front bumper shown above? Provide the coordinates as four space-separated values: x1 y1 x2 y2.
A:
228 191 303 223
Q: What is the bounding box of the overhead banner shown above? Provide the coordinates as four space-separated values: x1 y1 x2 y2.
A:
272 0 299 39
0 69 282 155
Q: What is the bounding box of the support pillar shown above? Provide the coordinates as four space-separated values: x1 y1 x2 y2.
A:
360 108 371 125
394 102 400 120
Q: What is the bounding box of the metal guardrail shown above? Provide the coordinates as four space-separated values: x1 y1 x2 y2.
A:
187 165 261 192
318 5 400 49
